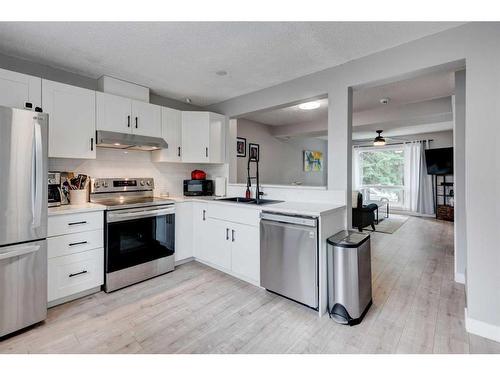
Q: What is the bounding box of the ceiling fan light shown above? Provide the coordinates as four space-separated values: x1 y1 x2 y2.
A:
373 130 386 146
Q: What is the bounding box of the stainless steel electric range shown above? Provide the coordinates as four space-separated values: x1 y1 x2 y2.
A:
90 177 175 292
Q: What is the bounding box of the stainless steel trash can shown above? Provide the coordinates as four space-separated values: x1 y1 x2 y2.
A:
327 230 372 326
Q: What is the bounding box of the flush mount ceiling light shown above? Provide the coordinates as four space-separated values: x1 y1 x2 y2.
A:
380 97 390 105
298 101 320 110
185 97 192 104
373 130 386 146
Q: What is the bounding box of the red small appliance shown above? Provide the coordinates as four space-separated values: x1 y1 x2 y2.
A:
191 169 206 180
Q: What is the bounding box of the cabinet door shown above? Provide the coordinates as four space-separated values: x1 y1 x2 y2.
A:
231 223 260 283
209 113 226 163
204 218 231 270
42 79 96 159
0 68 41 110
96 92 132 133
152 107 182 162
174 202 193 262
192 203 209 260
131 100 161 137
181 111 210 163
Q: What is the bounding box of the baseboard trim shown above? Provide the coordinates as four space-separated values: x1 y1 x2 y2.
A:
465 308 500 343
455 272 465 284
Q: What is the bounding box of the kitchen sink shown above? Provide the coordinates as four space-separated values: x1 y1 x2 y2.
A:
218 197 283 205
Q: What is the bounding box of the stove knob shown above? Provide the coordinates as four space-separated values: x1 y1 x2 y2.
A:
140 180 145 186
146 180 152 186
103 181 109 188
94 181 100 189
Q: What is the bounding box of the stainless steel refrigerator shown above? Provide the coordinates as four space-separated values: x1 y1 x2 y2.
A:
0 105 48 337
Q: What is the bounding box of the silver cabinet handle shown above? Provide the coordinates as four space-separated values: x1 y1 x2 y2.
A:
231 229 235 242
205 147 208 158
203 209 206 221
226 228 229 240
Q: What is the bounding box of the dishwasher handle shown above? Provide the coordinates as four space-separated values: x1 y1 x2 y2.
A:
261 212 317 227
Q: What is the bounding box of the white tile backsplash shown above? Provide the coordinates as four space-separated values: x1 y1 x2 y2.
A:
49 148 228 197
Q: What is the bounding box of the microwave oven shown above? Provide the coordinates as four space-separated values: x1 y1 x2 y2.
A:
183 179 214 196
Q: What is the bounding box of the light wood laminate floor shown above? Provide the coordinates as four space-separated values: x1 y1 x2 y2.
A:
1 216 499 354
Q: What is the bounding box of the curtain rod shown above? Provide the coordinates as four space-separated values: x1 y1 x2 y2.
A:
353 139 433 148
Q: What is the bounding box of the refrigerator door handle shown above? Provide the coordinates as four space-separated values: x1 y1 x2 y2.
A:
31 121 43 228
0 243 41 261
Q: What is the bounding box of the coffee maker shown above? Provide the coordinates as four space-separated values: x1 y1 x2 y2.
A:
48 172 63 207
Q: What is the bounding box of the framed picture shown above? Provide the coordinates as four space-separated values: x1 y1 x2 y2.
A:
236 137 246 157
249 143 260 162
304 150 323 172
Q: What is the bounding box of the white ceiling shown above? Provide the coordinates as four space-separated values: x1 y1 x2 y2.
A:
0 22 463 106
243 98 328 126
352 70 455 112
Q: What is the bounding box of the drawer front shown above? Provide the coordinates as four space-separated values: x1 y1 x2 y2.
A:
48 211 103 237
48 248 104 302
48 229 103 259
206 203 260 227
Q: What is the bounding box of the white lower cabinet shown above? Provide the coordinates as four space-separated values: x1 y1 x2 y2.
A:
192 203 260 285
48 248 104 304
174 202 194 262
47 211 104 306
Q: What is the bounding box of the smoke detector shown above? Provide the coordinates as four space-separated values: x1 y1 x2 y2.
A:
380 97 390 105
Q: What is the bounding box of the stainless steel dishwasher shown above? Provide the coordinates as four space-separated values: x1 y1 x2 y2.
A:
260 212 318 310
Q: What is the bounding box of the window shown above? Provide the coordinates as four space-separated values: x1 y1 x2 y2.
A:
354 146 405 208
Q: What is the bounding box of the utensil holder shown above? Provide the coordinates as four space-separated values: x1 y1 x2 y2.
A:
69 190 88 205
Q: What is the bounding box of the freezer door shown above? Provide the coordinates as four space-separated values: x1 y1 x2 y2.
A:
0 106 48 246
0 239 47 337
260 219 318 309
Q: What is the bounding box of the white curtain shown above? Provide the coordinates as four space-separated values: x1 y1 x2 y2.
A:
404 142 421 212
352 148 361 191
404 141 435 214
417 142 435 215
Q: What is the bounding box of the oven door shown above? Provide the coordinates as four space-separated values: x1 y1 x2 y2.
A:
106 205 175 273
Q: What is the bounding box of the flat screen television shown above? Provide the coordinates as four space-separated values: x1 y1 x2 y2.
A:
425 147 453 175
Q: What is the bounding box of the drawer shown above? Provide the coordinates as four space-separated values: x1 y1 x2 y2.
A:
206 203 260 227
48 248 104 303
47 229 103 259
48 211 103 237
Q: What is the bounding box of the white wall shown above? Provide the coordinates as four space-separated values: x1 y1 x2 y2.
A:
237 118 327 186
209 23 500 341
49 148 227 197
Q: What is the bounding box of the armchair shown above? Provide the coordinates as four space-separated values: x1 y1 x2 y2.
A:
352 192 378 232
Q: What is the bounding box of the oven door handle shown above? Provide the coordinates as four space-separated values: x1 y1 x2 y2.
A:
107 207 175 223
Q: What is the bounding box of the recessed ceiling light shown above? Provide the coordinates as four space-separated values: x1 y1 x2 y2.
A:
298 101 320 110
216 70 228 76
380 97 390 105
114 143 121 146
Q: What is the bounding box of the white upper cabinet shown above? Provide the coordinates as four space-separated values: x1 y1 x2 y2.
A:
42 79 96 159
152 107 182 162
181 111 226 163
0 68 41 110
96 92 161 137
131 100 161 137
96 92 132 133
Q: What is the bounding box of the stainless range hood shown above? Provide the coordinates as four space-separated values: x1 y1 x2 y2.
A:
96 130 168 151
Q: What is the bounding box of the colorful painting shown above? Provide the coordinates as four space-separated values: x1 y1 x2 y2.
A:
304 150 323 172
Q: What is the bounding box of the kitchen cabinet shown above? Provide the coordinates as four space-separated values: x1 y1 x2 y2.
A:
181 111 226 163
192 202 260 284
47 211 104 307
151 107 182 162
229 222 260 283
96 91 161 138
0 67 41 110
42 79 96 159
174 202 193 262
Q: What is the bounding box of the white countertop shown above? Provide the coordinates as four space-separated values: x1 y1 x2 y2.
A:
168 196 345 216
48 203 107 216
